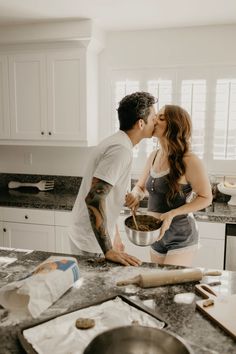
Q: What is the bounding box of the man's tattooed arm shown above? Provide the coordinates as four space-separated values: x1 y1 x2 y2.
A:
85 177 113 254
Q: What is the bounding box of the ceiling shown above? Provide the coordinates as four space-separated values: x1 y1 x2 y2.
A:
0 0 236 31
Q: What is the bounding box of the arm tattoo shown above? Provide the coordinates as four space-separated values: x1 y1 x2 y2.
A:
85 177 113 254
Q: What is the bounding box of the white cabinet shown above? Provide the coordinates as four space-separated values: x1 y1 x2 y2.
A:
0 207 3 246
192 221 225 269
1 207 55 252
47 51 85 141
0 46 99 146
118 214 151 262
0 222 3 247
3 222 55 252
8 50 86 144
0 55 10 138
8 53 47 140
0 207 73 253
55 211 72 254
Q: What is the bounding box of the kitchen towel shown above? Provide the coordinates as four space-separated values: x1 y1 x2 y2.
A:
0 256 79 318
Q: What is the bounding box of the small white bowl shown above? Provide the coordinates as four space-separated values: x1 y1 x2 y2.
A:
217 183 236 206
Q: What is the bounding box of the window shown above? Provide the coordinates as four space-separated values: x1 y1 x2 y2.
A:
110 67 236 175
147 80 172 155
213 79 236 160
113 80 140 157
113 78 172 158
181 80 206 159
113 80 140 131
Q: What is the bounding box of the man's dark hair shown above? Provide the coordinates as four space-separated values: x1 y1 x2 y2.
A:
117 91 157 131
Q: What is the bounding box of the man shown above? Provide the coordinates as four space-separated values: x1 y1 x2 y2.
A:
69 91 157 266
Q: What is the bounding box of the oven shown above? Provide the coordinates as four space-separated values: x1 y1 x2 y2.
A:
224 223 236 271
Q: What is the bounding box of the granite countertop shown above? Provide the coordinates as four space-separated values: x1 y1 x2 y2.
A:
0 186 236 223
0 248 236 354
0 188 77 211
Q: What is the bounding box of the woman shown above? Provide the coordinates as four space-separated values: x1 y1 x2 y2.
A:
126 105 212 266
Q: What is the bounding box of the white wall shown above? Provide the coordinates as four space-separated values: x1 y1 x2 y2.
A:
1 24 236 176
99 24 236 176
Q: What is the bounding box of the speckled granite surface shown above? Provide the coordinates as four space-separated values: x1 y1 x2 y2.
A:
0 248 235 354
0 173 236 222
0 188 77 211
194 203 236 224
0 173 81 211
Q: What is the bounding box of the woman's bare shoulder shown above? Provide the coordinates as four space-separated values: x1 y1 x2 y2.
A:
183 152 201 164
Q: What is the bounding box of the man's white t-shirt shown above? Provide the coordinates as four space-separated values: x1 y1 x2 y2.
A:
69 130 133 253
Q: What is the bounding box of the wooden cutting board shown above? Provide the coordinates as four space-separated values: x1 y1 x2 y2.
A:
195 284 236 339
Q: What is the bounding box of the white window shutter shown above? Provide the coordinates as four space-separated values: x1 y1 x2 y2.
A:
181 80 207 159
213 80 236 160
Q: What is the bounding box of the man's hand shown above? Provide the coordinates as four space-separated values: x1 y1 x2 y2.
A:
105 249 142 266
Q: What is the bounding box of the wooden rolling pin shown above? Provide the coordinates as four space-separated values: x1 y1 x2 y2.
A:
116 268 222 288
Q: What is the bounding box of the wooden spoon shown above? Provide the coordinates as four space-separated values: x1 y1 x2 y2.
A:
131 209 139 230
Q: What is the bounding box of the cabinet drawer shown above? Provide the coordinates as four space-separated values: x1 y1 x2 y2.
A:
197 221 225 240
55 211 72 226
0 207 3 221
2 207 54 225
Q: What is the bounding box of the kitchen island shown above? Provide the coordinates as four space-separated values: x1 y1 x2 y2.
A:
0 248 236 354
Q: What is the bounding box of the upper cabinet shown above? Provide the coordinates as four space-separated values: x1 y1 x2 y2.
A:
0 55 10 138
9 53 47 140
0 20 104 146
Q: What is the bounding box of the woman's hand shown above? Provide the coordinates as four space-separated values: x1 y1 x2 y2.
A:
125 192 139 210
158 210 175 240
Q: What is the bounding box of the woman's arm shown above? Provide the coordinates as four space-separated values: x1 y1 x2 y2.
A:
158 154 212 239
173 153 212 215
125 150 156 209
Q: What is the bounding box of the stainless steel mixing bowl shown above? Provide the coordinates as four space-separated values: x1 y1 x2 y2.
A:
83 326 194 354
124 214 162 246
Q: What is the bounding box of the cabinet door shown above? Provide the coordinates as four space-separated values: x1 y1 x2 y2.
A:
8 53 47 139
193 238 225 269
192 221 225 269
47 51 85 141
55 226 72 254
3 222 55 252
0 55 10 138
0 222 3 247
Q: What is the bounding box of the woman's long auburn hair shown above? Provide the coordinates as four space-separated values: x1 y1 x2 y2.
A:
162 105 192 204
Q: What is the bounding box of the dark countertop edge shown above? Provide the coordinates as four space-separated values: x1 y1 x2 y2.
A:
0 202 73 211
0 199 236 222
194 214 236 224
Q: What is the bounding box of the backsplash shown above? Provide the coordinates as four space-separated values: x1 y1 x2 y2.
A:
0 173 82 194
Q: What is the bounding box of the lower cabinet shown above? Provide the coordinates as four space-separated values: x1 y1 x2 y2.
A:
0 222 3 246
0 208 3 245
0 207 226 268
192 221 225 269
0 207 73 254
55 211 72 254
3 222 55 252
0 207 55 252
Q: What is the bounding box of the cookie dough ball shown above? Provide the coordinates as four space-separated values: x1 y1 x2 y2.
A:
75 318 95 329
